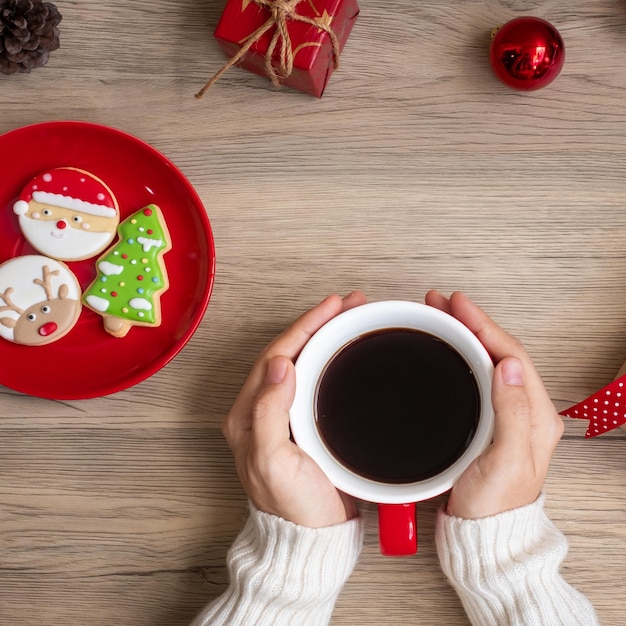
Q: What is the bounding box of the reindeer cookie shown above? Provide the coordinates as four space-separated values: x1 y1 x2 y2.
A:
0 255 82 346
13 167 120 261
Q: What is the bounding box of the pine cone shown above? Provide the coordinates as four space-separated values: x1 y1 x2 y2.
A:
0 0 61 75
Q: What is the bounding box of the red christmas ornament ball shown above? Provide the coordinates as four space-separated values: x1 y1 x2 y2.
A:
490 17 565 90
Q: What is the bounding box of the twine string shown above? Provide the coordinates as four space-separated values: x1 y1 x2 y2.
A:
195 0 341 99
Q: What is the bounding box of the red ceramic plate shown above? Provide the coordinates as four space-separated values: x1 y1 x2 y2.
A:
0 121 216 399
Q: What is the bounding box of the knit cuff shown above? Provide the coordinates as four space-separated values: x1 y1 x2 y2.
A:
193 502 364 626
436 495 599 626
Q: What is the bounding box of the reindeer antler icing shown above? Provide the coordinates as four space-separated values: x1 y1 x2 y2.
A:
33 266 61 300
0 287 24 315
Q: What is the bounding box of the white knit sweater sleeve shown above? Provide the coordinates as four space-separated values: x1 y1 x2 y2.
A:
191 502 364 626
435 494 600 626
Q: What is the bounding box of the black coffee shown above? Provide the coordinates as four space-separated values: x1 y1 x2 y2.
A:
315 329 480 484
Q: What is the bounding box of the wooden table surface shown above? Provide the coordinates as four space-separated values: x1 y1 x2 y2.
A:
1 1 624 624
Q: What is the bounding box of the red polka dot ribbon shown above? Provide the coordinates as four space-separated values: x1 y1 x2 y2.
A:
559 374 626 438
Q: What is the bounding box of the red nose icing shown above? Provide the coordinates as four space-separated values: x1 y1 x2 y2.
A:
56 220 67 230
39 322 58 337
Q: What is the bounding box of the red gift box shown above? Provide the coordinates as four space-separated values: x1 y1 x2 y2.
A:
210 0 359 98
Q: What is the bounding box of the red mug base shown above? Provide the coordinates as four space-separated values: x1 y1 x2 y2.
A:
378 503 417 556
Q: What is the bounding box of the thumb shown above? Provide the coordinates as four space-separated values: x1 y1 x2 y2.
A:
251 355 297 454
491 357 532 454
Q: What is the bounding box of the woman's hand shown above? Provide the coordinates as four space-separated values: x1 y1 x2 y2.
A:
222 291 367 528
425 290 564 519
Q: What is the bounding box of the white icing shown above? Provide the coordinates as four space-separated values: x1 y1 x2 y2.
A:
98 261 124 276
13 200 29 215
0 255 81 341
17 215 116 261
85 295 110 313
137 236 163 252
129 298 152 311
32 191 117 218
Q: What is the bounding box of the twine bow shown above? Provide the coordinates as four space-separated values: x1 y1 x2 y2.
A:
195 0 341 98
560 374 626 437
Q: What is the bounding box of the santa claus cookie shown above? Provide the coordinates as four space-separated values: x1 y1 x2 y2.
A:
82 205 171 338
13 167 120 261
0 255 82 346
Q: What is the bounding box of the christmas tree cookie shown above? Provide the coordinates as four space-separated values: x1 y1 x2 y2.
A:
83 205 171 338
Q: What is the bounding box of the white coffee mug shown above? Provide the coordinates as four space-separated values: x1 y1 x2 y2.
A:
290 300 495 555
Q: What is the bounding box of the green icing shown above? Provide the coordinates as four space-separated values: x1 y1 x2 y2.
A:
83 204 170 326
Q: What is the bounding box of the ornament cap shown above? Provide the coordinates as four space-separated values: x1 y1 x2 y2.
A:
490 25 503 39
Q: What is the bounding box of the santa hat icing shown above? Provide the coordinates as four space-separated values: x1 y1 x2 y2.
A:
13 167 118 219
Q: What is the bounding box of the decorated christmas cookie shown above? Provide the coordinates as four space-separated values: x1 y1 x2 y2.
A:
0 255 82 346
82 205 171 338
13 167 120 261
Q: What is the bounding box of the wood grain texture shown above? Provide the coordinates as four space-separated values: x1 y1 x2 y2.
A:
0 0 624 624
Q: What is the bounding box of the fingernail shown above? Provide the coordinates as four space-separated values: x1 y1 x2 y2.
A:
266 356 288 384
501 357 524 386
